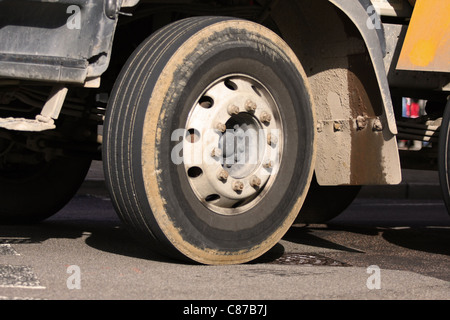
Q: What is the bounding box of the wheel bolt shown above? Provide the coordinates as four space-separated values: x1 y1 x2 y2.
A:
216 123 227 133
260 112 272 124
211 147 223 158
263 160 273 169
217 169 229 182
232 180 244 192
267 133 278 146
245 100 257 112
333 122 342 132
228 105 240 116
250 176 262 189
373 119 383 131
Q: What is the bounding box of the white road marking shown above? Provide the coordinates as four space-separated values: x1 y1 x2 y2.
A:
0 244 20 256
0 265 46 289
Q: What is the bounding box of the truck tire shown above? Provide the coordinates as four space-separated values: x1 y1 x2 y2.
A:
103 17 315 265
438 99 450 216
0 152 91 224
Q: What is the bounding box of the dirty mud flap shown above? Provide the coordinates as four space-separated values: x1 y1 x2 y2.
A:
315 116 402 186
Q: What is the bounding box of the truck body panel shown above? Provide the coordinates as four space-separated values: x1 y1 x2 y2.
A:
397 0 450 73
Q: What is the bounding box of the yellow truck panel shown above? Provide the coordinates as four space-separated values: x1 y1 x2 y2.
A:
397 0 450 72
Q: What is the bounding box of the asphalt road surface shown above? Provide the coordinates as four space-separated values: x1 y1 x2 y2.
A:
0 182 449 302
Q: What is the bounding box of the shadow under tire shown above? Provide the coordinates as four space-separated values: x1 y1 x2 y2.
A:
103 17 315 265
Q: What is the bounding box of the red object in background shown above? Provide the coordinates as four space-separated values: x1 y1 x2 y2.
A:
407 100 420 118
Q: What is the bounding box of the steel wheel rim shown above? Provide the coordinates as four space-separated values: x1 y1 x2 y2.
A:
182 74 283 216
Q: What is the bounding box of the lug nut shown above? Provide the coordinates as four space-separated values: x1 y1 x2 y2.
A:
267 133 278 146
211 148 223 158
250 176 262 189
232 180 245 192
217 169 229 182
263 160 273 169
228 105 240 115
260 112 272 124
245 100 257 112
216 123 227 133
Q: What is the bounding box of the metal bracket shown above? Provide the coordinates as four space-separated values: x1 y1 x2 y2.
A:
0 85 68 132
